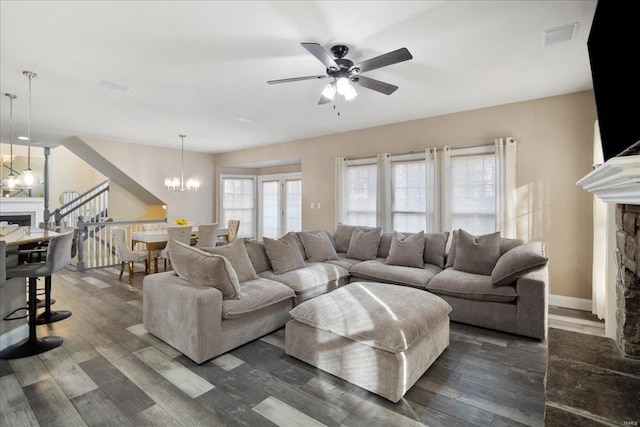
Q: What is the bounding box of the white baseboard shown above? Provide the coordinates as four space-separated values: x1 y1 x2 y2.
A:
549 294 592 312
0 324 28 351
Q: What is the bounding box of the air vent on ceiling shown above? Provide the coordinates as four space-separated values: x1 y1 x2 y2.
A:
544 23 578 46
97 80 132 92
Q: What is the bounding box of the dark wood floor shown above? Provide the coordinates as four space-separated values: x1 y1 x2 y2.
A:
0 266 547 427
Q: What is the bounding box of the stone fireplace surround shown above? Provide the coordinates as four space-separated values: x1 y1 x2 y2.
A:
616 204 640 358
577 155 640 359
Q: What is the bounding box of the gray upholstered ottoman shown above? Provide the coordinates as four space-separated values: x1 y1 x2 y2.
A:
285 281 452 402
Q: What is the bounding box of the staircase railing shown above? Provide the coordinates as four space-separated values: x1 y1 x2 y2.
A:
54 179 110 228
75 217 167 270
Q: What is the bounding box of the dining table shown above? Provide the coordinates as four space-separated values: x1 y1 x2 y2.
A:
130 227 229 273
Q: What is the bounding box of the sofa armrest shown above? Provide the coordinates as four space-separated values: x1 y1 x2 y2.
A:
515 264 548 340
143 271 223 364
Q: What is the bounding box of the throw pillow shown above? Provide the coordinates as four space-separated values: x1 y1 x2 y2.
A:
491 241 548 286
168 239 240 299
263 236 306 274
346 227 382 260
333 224 376 253
299 231 339 263
282 232 307 260
385 231 425 268
202 238 259 283
453 229 501 276
423 231 450 268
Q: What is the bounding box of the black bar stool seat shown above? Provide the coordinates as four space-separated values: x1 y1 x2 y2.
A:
0 231 74 359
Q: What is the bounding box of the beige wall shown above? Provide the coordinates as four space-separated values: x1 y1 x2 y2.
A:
215 91 597 300
80 137 216 225
49 145 106 210
49 145 153 221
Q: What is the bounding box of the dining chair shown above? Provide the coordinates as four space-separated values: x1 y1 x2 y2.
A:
113 227 153 283
158 225 193 269
215 219 240 246
1 231 74 359
227 220 240 243
195 223 219 248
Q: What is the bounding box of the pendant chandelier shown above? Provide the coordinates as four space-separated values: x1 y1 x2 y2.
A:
19 71 41 189
164 134 199 192
1 93 18 190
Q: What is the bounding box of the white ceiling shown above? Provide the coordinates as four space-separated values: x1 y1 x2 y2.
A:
0 1 597 153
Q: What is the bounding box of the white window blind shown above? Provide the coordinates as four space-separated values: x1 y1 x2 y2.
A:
391 158 426 232
220 175 256 238
449 151 496 235
344 161 377 227
285 179 302 233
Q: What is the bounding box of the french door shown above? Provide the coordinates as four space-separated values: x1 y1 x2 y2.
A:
258 173 302 239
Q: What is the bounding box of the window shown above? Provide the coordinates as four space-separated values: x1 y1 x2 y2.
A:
344 161 377 227
336 141 514 235
257 173 302 239
219 175 256 238
449 150 496 235
391 156 426 232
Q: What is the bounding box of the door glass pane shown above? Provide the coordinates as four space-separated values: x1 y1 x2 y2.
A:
261 181 279 239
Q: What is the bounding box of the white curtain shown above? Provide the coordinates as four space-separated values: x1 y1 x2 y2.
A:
495 137 517 238
592 120 606 319
425 148 440 233
440 147 453 234
377 153 392 231
334 157 347 228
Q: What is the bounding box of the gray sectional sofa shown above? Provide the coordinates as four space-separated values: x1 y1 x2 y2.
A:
143 225 548 364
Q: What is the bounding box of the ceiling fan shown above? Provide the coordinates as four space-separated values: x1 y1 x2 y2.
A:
267 43 413 105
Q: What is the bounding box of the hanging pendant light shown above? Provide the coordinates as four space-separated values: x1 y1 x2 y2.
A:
1 93 19 191
164 134 199 192
19 71 41 189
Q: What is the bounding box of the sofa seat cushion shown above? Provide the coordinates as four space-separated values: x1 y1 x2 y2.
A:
350 259 441 289
259 262 349 296
427 268 517 303
323 253 362 271
222 278 295 320
289 281 451 353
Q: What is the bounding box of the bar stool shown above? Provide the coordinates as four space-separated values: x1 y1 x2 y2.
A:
0 231 74 359
36 227 79 325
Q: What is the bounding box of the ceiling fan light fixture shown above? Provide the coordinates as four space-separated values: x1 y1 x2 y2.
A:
321 82 336 100
336 77 357 101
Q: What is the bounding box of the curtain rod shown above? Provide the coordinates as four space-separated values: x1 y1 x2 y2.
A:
343 138 515 161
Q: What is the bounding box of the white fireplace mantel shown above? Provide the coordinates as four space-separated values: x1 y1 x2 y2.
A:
0 197 45 226
577 155 640 204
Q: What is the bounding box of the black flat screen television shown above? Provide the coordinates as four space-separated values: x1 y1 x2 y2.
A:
587 1 640 161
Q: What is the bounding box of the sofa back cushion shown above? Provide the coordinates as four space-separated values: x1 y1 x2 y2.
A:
282 232 307 260
453 229 501 276
346 227 382 260
202 238 259 283
299 231 338 263
168 239 240 299
334 224 376 253
446 229 524 268
263 236 306 274
385 231 425 268
377 232 394 258
244 239 272 274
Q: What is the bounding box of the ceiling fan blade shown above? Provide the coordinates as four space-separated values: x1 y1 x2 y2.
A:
352 47 413 74
352 76 398 95
301 42 339 70
318 94 333 105
267 75 327 84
